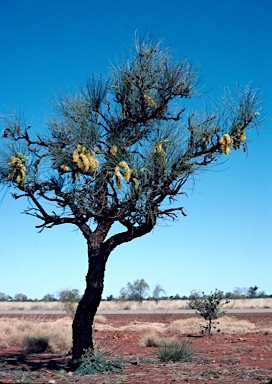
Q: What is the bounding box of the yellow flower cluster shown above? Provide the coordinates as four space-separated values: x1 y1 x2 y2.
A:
144 93 155 106
115 161 131 189
8 152 28 187
219 131 246 155
152 140 168 163
111 145 118 156
60 165 69 172
72 145 99 173
219 134 233 155
239 131 246 142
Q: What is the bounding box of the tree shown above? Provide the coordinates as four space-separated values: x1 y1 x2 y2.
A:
58 289 82 315
13 293 28 302
119 279 149 302
189 289 229 336
0 293 12 301
153 284 166 302
0 35 262 361
41 293 56 302
248 285 258 298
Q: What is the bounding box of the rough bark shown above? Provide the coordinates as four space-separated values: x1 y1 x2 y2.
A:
71 218 156 361
72 237 108 361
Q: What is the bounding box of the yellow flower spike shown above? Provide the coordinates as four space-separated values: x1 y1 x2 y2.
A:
79 153 90 172
111 145 118 156
73 150 79 163
144 94 155 106
60 165 69 172
114 162 131 188
73 146 99 173
116 175 122 189
115 165 122 180
118 161 131 181
152 140 168 163
132 177 139 189
8 152 27 186
115 166 122 188
219 134 234 155
240 131 246 142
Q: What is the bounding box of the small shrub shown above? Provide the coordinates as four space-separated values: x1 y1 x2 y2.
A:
22 336 50 354
58 289 81 315
139 333 161 348
75 348 125 375
189 289 230 336
157 338 198 362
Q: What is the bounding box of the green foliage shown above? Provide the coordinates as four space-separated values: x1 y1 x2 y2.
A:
13 293 28 302
75 348 125 376
58 289 81 315
0 293 12 301
22 336 50 354
189 289 229 335
0 35 262 234
157 338 199 362
119 279 149 302
41 293 56 302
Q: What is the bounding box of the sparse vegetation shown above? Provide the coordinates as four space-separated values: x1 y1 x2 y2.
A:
0 31 262 359
75 347 125 375
22 336 50 354
0 296 272 311
58 289 81 315
189 289 230 335
119 279 149 302
157 338 199 362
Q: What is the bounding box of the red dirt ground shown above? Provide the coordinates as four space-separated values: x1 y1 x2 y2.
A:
0 313 272 383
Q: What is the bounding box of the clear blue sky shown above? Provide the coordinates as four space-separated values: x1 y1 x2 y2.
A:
0 0 271 300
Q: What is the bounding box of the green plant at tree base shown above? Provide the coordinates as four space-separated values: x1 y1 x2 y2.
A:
157 338 199 362
189 289 230 336
75 347 126 376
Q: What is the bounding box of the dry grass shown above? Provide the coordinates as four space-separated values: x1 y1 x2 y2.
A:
118 316 271 335
0 314 271 354
0 301 62 311
0 316 72 352
165 316 257 334
0 314 107 353
139 333 163 348
0 298 271 311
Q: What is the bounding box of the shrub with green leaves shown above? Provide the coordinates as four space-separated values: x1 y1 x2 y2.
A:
157 338 198 362
75 348 125 376
189 289 230 335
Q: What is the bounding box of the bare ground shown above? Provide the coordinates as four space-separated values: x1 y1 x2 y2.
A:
0 313 272 383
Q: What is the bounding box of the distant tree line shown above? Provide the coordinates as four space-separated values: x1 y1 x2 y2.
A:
0 284 271 302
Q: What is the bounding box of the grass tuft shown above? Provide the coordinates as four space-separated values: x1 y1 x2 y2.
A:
157 337 199 362
75 347 125 376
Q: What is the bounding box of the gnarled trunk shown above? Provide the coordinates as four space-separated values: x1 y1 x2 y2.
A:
71 218 155 361
72 240 107 361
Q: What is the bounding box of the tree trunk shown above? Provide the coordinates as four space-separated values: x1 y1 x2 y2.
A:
72 239 107 361
71 218 155 362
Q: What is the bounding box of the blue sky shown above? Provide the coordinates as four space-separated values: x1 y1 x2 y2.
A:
0 0 271 300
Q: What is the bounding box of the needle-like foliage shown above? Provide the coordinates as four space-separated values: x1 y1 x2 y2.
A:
0 34 262 360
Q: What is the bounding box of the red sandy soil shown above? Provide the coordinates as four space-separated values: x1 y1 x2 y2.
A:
0 313 272 383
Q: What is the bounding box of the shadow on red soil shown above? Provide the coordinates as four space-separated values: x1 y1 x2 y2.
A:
0 313 272 383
